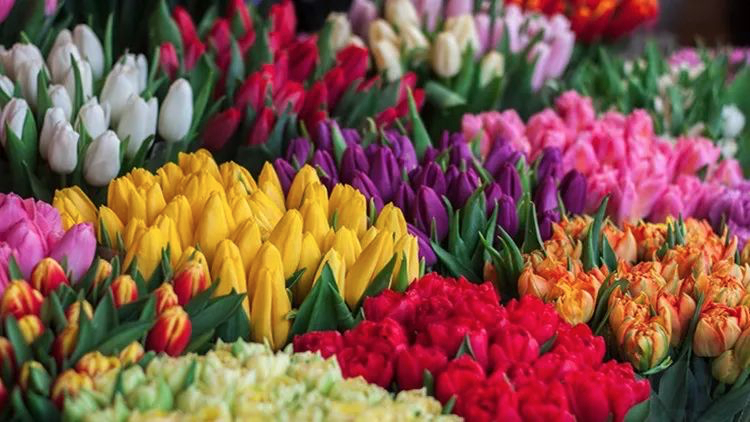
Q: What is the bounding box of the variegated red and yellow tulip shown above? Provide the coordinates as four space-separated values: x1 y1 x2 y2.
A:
53 324 79 365
65 301 94 324
146 305 192 356
0 280 43 319
75 351 121 378
51 370 93 407
153 283 179 314
30 258 69 296
118 341 145 365
18 314 44 344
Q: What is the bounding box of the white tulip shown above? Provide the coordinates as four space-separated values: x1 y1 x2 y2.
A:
0 98 30 147
2 43 45 80
445 14 480 54
16 60 42 108
47 121 79 174
431 32 461 78
118 95 158 158
84 130 121 186
479 51 504 86
62 59 93 101
158 79 193 143
52 29 73 51
0 75 13 98
122 53 148 92
328 13 352 52
73 24 104 79
721 104 746 139
384 0 419 31
39 107 67 160
100 63 140 125
76 98 110 139
372 40 403 82
400 24 430 53
47 41 82 84
48 84 73 121
368 19 399 46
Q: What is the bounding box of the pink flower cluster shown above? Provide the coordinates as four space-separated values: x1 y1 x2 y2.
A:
0 193 96 294
463 91 743 225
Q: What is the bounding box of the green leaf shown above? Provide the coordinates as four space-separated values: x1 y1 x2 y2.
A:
601 235 618 272
68 311 95 366
290 264 355 336
189 293 246 341
355 255 398 311
657 347 689 422
7 255 24 281
454 334 477 360
71 56 84 118
216 305 251 343
11 387 33 422
424 81 466 108
184 329 215 354
582 196 609 271
624 398 650 422
35 69 52 122
225 38 245 96
432 240 481 283
26 391 60 421
520 198 544 254
148 0 184 54
285 269 305 290
407 88 431 160
422 369 434 396
312 20 334 81
103 13 114 75
184 282 219 317
331 121 347 166
393 253 410 293
96 321 154 356
91 293 118 344
539 333 557 355
442 396 457 415
5 316 32 365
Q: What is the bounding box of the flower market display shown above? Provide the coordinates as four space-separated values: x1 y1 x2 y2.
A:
2 0 750 421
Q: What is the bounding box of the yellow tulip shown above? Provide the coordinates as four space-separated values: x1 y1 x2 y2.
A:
161 195 194 248
143 183 167 225
392 234 419 286
154 215 183 267
258 162 286 213
313 249 347 296
53 186 97 229
320 229 336 252
179 170 226 221
251 265 291 350
359 226 380 250
123 226 168 280
301 182 329 217
268 210 303 279
247 190 284 239
220 161 257 193
328 227 361 268
211 239 249 316
121 218 146 250
97 206 124 245
178 149 221 181
177 246 211 284
246 242 284 303
194 192 233 263
294 233 322 303
329 184 367 237
344 230 394 307
156 162 184 202
375 204 408 240
126 184 147 223
107 176 138 222
227 187 253 227
232 219 262 274
300 200 329 247
286 165 320 210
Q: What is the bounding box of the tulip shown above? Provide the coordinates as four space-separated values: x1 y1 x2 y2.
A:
445 0 472 17
497 162 523 203
54 186 97 230
285 138 311 168
694 305 742 357
328 13 352 52
47 121 79 174
110 275 138 308
559 170 587 215
119 341 145 365
1 98 29 147
0 75 13 98
479 51 504 86
194 192 233 263
16 60 42 107
294 233 322 303
345 230 395 307
375 204 408 240
63 59 93 99
311 150 339 190
415 186 449 241
154 215 183 265
340 144 369 184
118 95 158 158
211 239 249 315
30 257 68 295
2 43 44 80
432 32 461 78
65 300 93 324
159 42 179 79
349 0 377 40
146 305 191 356
721 104 746 139
75 351 120 378
311 249 347 296
352 171 384 212
83 130 121 187
369 148 400 203
372 40 402 82
329 184 367 237
49 222 96 281
713 350 741 384
448 170 480 209
51 370 93 407
413 162 447 197
19 361 49 394
301 202 330 248
47 41 81 84
39 107 67 160
617 318 670 372
445 15 480 53
73 24 104 79
251 264 291 351
258 162 287 213
48 84 73 121
92 259 112 287
393 234 419 286
268 209 304 279
154 283 179 315
734 328 750 369
76 98 110 140
52 323 78 365
0 280 43 319
158 78 193 143
286 165 320 210
172 260 210 306
534 176 558 215
401 24 430 57
18 314 44 344
201 107 241 152
100 63 140 125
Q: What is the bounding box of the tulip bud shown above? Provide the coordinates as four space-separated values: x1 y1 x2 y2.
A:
713 350 742 384
559 170 587 215
110 275 138 308
123 225 168 280
47 41 81 84
251 264 291 351
48 121 80 174
345 230 395 307
73 24 104 79
368 19 399 46
401 24 430 55
63 59 93 100
445 15 480 53
734 327 750 369
384 0 419 30
329 184 367 237
51 370 93 407
326 227 362 269
30 257 69 295
258 162 287 213
294 233 322 302
118 95 158 158
617 317 670 372
65 300 93 324
48 84 73 121
92 258 113 287
76 351 120 378
100 63 140 124
375 204 408 240
431 32 461 78
300 200 329 247
154 283 179 315
2 43 44 80
0 280 43 319
18 315 44 344
286 165 321 210
19 361 49 393
694 306 742 357
158 78 193 143
119 341 145 365
0 98 29 147
176 247 211 283
211 239 249 315
83 130 121 187
479 51 504 86
171 262 207 307
0 75 12 98
39 107 67 161
268 209 304 279
146 306 191 356
393 234 419 286
232 219 263 273
328 13 352 52
159 42 179 79
195 192 234 263
16 60 42 107
76 98 110 140
372 40 402 82
0 337 16 372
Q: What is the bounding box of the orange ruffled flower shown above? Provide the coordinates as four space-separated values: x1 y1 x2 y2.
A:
693 303 742 358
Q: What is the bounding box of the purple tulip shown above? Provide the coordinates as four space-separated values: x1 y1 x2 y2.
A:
705 182 750 249
534 175 558 214
415 186 449 241
536 147 563 182
369 148 401 202
559 170 587 215
445 165 460 187
393 183 416 220
273 158 296 193
49 222 96 281
414 162 447 197
315 121 332 151
484 138 521 176
285 137 311 167
445 0 472 17
448 170 480 209
421 147 440 165
385 131 418 172
408 223 437 266
538 209 560 241
349 0 377 40
413 0 442 32
341 128 361 146
352 170 384 212
340 144 369 184
497 162 522 203
0 0 14 24
496 194 519 237
311 149 338 190
485 182 504 216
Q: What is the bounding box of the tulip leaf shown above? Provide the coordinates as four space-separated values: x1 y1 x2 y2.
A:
0 86 10 107
35 69 52 122
601 236 618 273
103 13 114 75
285 269 305 290
431 240 481 283
43 292 69 332
68 312 95 366
148 0 184 54
520 199 544 255
455 334 477 360
71 56 84 118
588 273 619 333
5 317 32 366
187 57 216 144
95 320 153 356
454 47 476 99
92 294 119 344
538 333 557 355
138 294 157 324
407 88 431 160
138 351 157 369
422 369 434 396
656 345 689 422
393 253 409 293
26 390 60 421
184 282 219 317
442 396 457 415
117 296 149 322
11 388 33 422
247 23 272 73
226 38 245 97
189 293 245 341
312 20 334 82
582 196 609 271
424 81 466 109
624 398 650 422
331 122 347 166
216 306 251 343
185 329 216 354
290 264 355 337
7 256 23 281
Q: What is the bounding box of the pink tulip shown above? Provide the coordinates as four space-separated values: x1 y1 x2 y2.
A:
562 140 600 176
462 113 486 152
674 175 706 216
44 0 56 15
710 159 744 187
649 185 685 223
49 223 96 282
474 13 502 53
0 244 11 296
445 0 471 17
623 110 655 145
5 220 46 279
413 0 442 32
630 176 667 221
555 91 596 133
484 110 530 157
545 16 574 78
672 137 721 177
526 109 567 155
0 194 31 235
529 43 551 91
349 0 377 40
0 0 13 23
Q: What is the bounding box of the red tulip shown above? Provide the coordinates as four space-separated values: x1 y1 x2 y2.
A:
154 283 179 315
236 67 274 114
292 331 344 358
396 344 449 390
184 37 206 71
375 107 398 128
336 45 369 84
159 42 179 79
110 275 138 308
0 378 7 410
247 107 275 145
605 0 659 38
273 51 290 95
51 370 92 408
323 67 346 109
274 81 305 115
300 81 328 129
209 18 232 54
172 261 211 305
0 280 43 319
337 345 394 388
435 355 486 404
270 0 296 50
146 306 192 356
173 6 199 46
287 37 318 83
227 0 252 35
30 257 68 296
